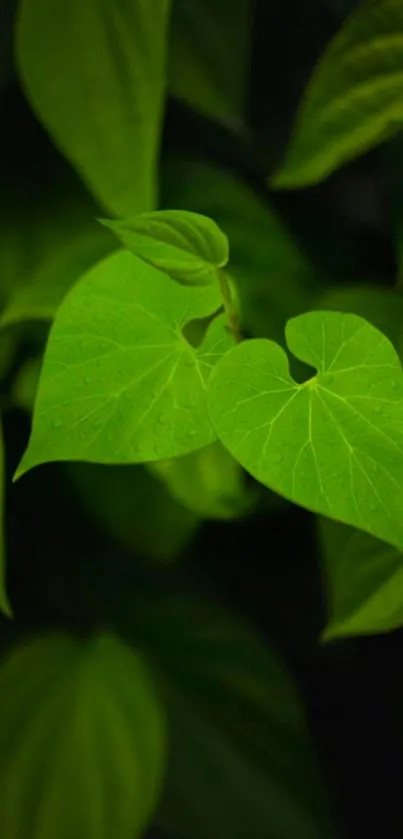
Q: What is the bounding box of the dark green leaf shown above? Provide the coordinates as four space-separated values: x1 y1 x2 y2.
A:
168 0 253 126
16 250 233 476
0 632 165 838
319 516 403 638
208 310 403 550
273 0 403 187
101 210 229 286
16 0 172 215
68 461 199 561
130 595 339 839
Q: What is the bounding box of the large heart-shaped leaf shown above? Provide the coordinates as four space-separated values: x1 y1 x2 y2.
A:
318 517 403 639
208 311 403 550
16 250 233 477
273 0 403 187
0 632 165 839
16 0 171 215
101 210 229 286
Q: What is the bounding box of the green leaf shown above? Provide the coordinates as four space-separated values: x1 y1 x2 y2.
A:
101 210 229 286
68 461 199 561
0 632 165 838
272 0 403 188
319 516 403 638
16 250 233 477
16 0 172 215
168 0 253 127
0 419 11 617
208 310 403 550
11 357 42 413
148 440 254 520
161 160 319 342
130 595 339 839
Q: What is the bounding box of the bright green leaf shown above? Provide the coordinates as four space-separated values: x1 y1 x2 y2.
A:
0 632 165 838
168 0 253 127
68 461 199 561
101 210 229 286
272 0 403 188
130 595 339 839
0 419 11 617
319 516 403 638
16 0 172 215
16 250 233 477
161 160 319 342
208 310 403 550
148 440 254 520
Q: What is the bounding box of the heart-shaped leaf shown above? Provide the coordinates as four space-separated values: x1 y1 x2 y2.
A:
101 210 229 286
208 311 403 550
0 632 165 839
16 249 233 477
272 0 403 187
319 517 403 639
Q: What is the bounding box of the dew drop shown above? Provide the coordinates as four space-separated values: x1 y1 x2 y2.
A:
369 503 378 513
273 453 283 464
51 419 62 430
157 411 170 425
325 374 334 385
372 405 382 415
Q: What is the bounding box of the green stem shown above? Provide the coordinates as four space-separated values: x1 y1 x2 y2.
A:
218 270 242 343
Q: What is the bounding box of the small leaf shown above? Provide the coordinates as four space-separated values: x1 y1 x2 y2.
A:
16 250 233 477
208 310 403 550
0 632 165 839
0 418 11 617
272 0 403 187
319 517 403 639
161 160 319 341
148 440 254 520
101 210 229 286
68 461 199 561
16 0 172 215
168 0 253 127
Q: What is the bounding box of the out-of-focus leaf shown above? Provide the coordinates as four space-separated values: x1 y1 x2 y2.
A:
16 0 172 215
130 594 339 839
0 632 165 838
273 0 403 188
149 441 254 520
319 516 403 639
317 283 403 350
68 461 199 561
11 356 42 413
168 0 253 127
0 418 11 617
161 159 319 344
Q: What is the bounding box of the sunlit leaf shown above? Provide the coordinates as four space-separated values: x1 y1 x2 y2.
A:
208 311 403 550
0 632 165 838
16 0 172 215
101 210 228 286
273 0 403 187
16 250 233 477
319 516 403 638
